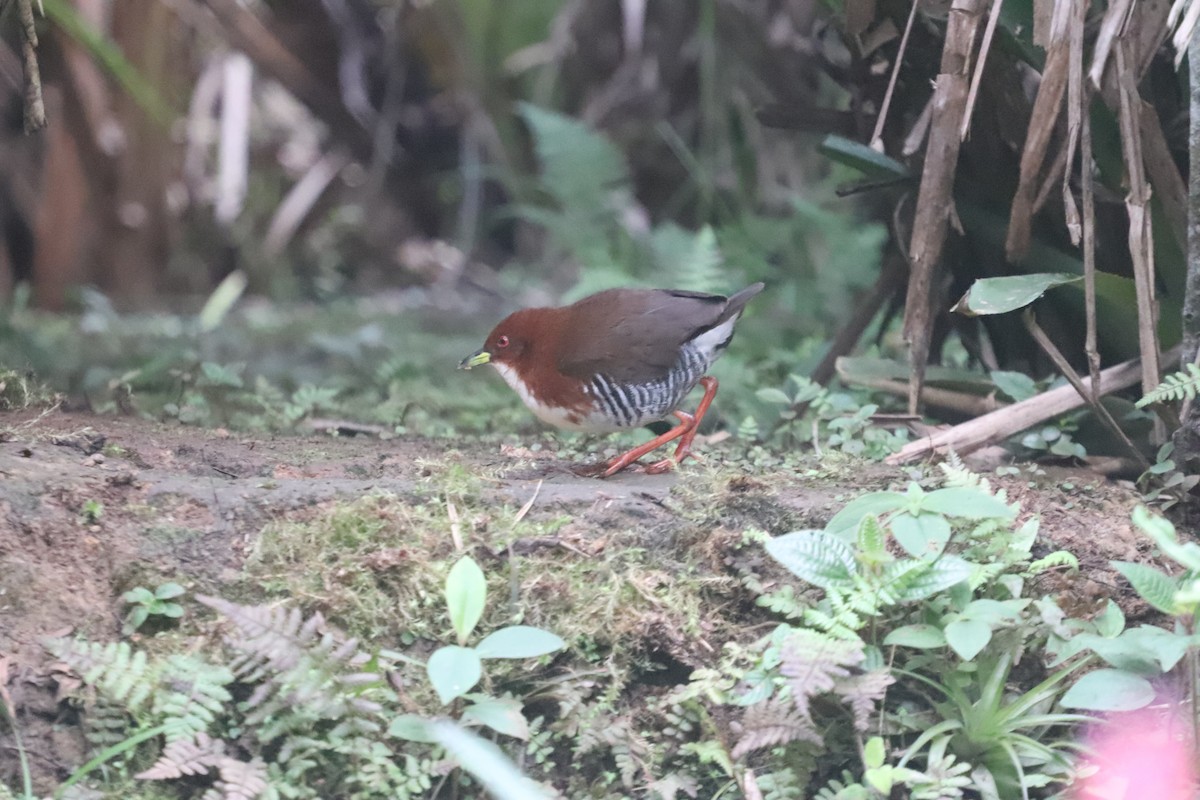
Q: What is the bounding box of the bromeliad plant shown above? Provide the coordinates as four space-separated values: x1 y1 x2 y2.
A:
389 555 566 742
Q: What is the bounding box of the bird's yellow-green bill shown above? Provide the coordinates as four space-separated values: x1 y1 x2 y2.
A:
459 350 491 369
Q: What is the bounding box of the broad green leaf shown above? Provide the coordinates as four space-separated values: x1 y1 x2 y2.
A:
154 582 186 600
430 721 557 800
818 134 910 179
893 555 973 601
825 492 907 537
389 714 438 742
1111 561 1180 615
765 531 857 590
865 766 894 795
951 273 1080 316
462 694 530 739
475 626 565 660
890 512 952 558
944 619 992 661
990 370 1038 402
159 604 184 619
922 488 1016 520
446 557 488 644
427 646 482 705
883 624 946 649
1059 669 1154 711
1094 600 1125 638
960 598 1029 625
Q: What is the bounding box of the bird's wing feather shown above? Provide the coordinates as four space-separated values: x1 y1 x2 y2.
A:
555 288 737 384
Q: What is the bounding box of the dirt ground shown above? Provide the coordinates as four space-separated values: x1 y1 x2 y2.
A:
0 408 1165 790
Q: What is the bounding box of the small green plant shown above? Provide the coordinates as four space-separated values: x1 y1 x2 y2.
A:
121 581 186 634
78 498 104 525
755 374 907 458
1137 442 1200 509
389 555 565 742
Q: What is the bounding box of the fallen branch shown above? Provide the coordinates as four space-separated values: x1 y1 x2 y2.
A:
886 346 1181 464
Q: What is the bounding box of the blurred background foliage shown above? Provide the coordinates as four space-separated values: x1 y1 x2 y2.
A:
0 0 1193 456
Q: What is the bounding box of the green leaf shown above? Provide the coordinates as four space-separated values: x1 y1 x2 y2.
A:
990 370 1039 402
764 531 857 590
890 512 952 558
475 626 565 659
825 492 907 537
863 736 886 769
430 721 557 800
154 582 186 600
922 487 1016 520
1112 561 1180 615
389 714 438 742
446 557 488 644
950 273 1080 316
159 604 184 619
462 694 530 739
756 387 793 405
1059 669 1155 711
818 134 910 179
427 646 483 705
1094 600 1125 638
122 588 155 605
883 624 946 649
944 619 992 661
123 606 149 633
892 555 973 601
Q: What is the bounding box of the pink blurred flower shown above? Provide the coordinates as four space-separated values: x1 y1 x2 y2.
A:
1074 709 1196 800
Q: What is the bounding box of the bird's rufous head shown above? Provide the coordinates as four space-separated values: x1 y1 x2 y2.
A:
458 308 547 372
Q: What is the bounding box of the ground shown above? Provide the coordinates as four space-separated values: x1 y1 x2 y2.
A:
0 408 1162 792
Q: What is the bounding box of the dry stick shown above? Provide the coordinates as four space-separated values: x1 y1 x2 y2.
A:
959 0 1005 141
1022 309 1150 469
1064 0 1103 399
1005 0 1073 262
903 0 989 415
1114 44 1163 417
886 345 1181 465
869 0 919 149
17 0 45 132
840 375 1005 417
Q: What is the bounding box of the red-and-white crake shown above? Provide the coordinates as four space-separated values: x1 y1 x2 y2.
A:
459 283 764 477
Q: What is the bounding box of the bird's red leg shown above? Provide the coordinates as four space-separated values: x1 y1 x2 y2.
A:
600 411 693 477
645 376 718 474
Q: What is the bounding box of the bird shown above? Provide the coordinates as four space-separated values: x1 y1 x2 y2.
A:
459 283 764 477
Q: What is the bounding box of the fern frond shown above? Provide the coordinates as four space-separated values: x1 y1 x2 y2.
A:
213 756 269 800
835 669 894 732
155 655 234 742
47 640 159 714
731 697 822 759
136 732 225 779
778 632 859 720
1138 363 1200 407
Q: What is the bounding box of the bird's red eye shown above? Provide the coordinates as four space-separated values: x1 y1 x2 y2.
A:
497 335 510 349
